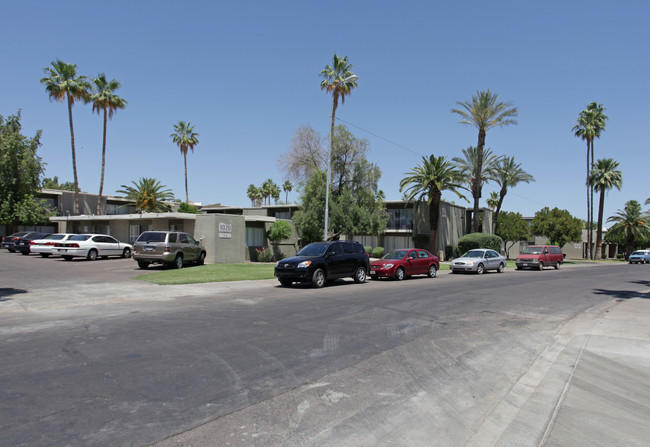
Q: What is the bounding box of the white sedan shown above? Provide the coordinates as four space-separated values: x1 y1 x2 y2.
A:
53 234 133 261
450 248 507 274
30 233 76 257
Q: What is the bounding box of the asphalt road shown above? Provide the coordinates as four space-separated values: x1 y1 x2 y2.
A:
0 250 646 446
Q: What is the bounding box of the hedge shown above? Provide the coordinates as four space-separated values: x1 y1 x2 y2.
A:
457 233 503 254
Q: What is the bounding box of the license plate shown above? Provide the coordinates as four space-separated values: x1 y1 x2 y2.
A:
523 263 528 266
144 247 154 251
370 270 376 275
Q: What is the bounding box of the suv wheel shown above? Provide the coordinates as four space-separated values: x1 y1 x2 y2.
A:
354 266 367 283
173 254 183 269
554 261 560 270
197 251 206 265
312 269 326 288
538 262 544 271
137 260 150 269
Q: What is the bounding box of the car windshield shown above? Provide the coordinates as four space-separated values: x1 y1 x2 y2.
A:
136 232 167 243
44 234 66 240
297 243 328 257
462 250 485 258
69 235 92 241
521 247 543 255
383 250 407 260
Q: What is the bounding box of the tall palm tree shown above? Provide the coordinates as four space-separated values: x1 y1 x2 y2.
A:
607 200 650 259
41 59 91 215
573 102 608 258
452 145 500 231
491 156 535 233
170 121 199 203
90 74 127 215
116 177 175 213
451 90 518 232
261 178 275 205
400 154 467 254
589 158 622 259
247 184 258 207
283 180 293 203
487 192 499 210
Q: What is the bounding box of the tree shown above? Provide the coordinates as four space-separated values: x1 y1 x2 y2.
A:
90 73 127 215
491 156 534 233
42 176 76 191
451 90 518 232
495 211 530 259
170 121 199 203
452 145 499 228
116 178 175 213
606 200 650 258
572 102 608 259
278 125 326 183
41 59 91 215
487 191 499 210
588 158 622 259
0 112 53 228
400 154 467 254
247 184 260 207
283 180 293 203
292 171 327 244
531 207 583 248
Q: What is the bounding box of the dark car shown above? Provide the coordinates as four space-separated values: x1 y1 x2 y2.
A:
14 232 52 255
274 241 370 288
2 232 35 253
370 248 440 280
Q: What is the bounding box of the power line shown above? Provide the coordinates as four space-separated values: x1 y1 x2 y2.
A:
335 117 425 157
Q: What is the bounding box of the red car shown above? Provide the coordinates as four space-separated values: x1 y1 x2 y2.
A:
370 248 439 280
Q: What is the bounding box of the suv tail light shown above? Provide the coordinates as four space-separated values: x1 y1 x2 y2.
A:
164 245 171 253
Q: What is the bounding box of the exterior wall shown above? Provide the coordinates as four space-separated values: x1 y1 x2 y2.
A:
195 214 246 264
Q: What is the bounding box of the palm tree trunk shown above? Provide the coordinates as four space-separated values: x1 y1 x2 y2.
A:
472 129 486 233
184 152 189 203
589 140 595 259
594 189 605 259
429 191 441 254
67 94 80 215
97 108 108 215
585 143 590 259
494 188 506 234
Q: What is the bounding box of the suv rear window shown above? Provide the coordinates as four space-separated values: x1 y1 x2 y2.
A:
136 232 167 243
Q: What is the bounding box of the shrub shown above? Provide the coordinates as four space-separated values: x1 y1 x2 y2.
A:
371 247 385 258
178 202 200 214
445 245 455 261
267 220 293 243
255 246 274 262
412 234 429 248
364 245 372 255
457 233 503 254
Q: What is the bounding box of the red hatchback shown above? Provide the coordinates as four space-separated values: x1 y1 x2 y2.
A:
370 249 440 280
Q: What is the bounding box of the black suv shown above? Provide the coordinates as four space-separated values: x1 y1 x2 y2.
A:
274 241 369 288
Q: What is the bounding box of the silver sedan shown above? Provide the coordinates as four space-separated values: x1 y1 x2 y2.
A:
450 249 507 274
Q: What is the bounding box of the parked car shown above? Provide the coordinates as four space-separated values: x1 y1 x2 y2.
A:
628 250 650 264
1 232 32 252
14 232 52 255
450 248 507 274
274 241 369 288
132 230 206 269
29 233 76 257
515 245 564 270
370 248 439 280
53 234 132 261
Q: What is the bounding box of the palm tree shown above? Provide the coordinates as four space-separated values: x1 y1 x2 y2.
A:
451 90 518 232
452 146 500 231
283 180 293 203
573 102 608 258
89 74 127 215
170 121 199 204
607 200 650 259
261 178 275 205
487 192 499 210
491 156 535 233
116 178 175 213
589 158 622 259
247 184 258 207
41 59 91 215
400 154 467 254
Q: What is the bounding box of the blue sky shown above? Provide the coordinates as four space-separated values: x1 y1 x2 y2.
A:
3 0 648 221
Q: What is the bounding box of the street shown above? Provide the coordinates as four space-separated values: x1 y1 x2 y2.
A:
1 251 648 446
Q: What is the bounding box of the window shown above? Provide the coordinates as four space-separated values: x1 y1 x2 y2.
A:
418 251 429 258
387 208 413 230
246 226 264 247
408 251 418 260
179 233 188 243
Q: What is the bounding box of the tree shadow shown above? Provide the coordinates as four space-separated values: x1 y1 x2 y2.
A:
0 287 28 301
593 280 650 300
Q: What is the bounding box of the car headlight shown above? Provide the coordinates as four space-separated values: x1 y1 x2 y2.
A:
297 260 312 268
383 263 394 269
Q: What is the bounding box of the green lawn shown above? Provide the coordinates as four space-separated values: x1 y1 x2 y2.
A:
133 263 276 285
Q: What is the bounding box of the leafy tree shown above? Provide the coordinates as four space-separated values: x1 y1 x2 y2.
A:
491 156 534 233
451 90 518 232
531 207 583 248
292 171 327 244
90 73 127 215
41 59 91 214
116 177 175 212
606 200 650 258
170 121 199 203
572 102 608 258
279 125 326 183
177 202 200 214
42 176 76 191
267 220 293 243
0 112 53 227
588 158 622 259
400 154 467 254
453 145 499 225
496 211 530 259
283 180 293 203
